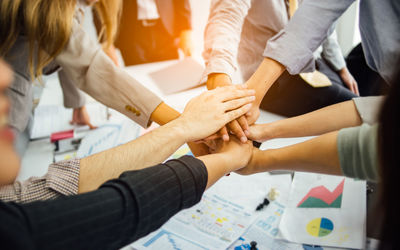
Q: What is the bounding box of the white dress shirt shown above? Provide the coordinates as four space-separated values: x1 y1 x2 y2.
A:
203 0 346 81
137 0 160 20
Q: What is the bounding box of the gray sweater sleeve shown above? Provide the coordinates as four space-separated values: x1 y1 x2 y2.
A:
337 124 379 182
353 96 384 125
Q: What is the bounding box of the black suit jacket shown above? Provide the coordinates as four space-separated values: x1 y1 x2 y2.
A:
0 156 207 250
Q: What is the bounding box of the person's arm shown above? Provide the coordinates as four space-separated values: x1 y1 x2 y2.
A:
264 0 355 75
238 131 341 176
243 0 355 122
239 124 379 182
55 20 163 128
202 0 252 142
321 30 359 95
0 138 253 250
203 0 251 82
244 58 285 124
58 70 96 129
248 96 384 142
248 100 361 142
0 157 208 250
78 117 189 193
79 85 255 193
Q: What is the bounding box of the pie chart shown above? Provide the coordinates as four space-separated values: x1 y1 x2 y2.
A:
306 217 334 237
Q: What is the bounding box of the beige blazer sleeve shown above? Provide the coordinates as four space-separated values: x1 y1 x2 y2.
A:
55 20 163 128
58 69 86 109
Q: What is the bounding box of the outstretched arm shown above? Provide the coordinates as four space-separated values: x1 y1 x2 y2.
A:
79 86 255 193
239 124 379 182
248 100 361 142
2 136 253 250
238 131 341 176
245 0 355 124
203 0 252 142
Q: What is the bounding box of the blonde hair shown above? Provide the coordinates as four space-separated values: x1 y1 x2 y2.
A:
93 0 122 50
0 0 121 80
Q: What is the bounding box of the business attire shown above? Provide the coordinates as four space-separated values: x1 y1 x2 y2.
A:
4 1 162 133
346 43 389 96
0 156 207 250
115 0 192 65
203 0 356 117
264 0 400 84
0 159 80 203
337 97 382 182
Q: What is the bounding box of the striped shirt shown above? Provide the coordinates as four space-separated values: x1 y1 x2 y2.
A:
0 155 207 250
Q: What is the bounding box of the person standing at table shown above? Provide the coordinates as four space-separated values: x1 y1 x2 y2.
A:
203 0 358 142
229 0 400 131
112 0 194 65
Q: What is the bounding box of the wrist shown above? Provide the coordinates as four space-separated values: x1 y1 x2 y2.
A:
267 121 282 139
198 153 231 176
214 153 232 174
207 73 231 90
251 148 274 173
166 118 190 144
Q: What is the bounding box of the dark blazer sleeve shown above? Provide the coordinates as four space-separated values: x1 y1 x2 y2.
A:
0 156 207 250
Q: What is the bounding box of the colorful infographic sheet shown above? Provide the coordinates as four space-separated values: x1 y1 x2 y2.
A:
131 194 254 250
277 172 366 249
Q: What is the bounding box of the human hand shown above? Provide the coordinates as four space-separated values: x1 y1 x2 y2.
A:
213 137 253 172
235 147 263 175
206 73 252 142
206 73 232 90
71 106 96 129
177 85 255 142
338 67 359 95
179 29 194 57
188 141 212 157
245 105 260 126
248 123 275 142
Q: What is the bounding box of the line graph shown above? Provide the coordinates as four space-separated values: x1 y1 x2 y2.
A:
297 179 345 208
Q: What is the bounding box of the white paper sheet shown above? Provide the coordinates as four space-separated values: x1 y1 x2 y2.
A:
77 120 140 158
277 172 366 249
131 194 255 250
148 57 204 94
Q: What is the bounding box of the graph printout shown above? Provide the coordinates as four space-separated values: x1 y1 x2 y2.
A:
297 179 344 208
131 194 254 250
277 173 366 249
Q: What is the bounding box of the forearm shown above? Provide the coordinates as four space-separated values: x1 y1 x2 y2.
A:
149 102 209 156
79 119 187 193
150 101 180 126
58 70 86 109
266 100 362 139
246 58 285 106
11 157 207 250
321 29 346 71
198 153 231 189
250 131 342 176
203 0 251 79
